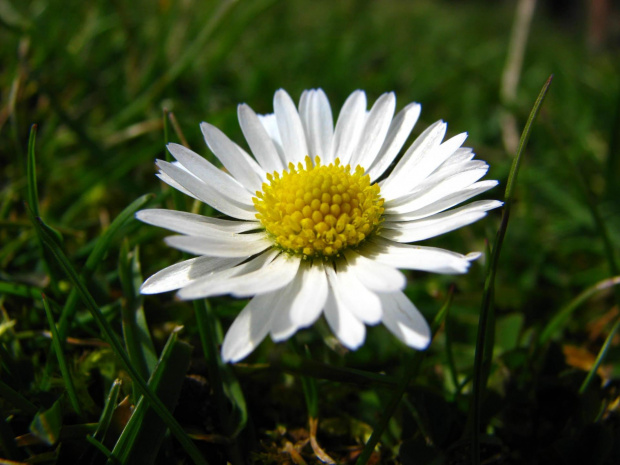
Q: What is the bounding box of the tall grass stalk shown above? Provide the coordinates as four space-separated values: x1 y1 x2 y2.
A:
469 75 552 465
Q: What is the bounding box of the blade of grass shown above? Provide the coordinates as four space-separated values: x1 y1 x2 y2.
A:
42 295 82 417
0 281 43 299
92 379 123 443
292 343 335 465
0 380 38 415
28 209 208 465
289 341 319 419
468 75 552 465
26 124 39 218
25 126 62 296
356 287 454 465
111 327 191 465
29 397 63 446
119 242 157 387
539 276 620 345
86 435 118 464
579 315 620 394
167 111 189 148
163 108 187 210
270 352 398 387
444 291 460 399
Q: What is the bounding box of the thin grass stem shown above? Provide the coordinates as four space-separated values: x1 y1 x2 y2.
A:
579 315 620 394
26 124 39 218
42 295 83 417
539 275 620 345
469 75 552 465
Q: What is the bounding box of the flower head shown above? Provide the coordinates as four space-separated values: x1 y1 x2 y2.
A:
138 89 502 362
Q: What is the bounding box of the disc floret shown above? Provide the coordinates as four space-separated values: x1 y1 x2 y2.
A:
253 156 384 258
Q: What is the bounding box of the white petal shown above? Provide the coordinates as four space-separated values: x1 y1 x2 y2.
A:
140 256 245 294
332 90 367 165
383 128 468 199
349 92 396 169
367 102 421 182
323 275 366 350
299 89 334 162
385 167 490 215
166 143 255 205
200 122 265 192
379 292 430 349
343 249 406 292
329 263 382 324
380 120 446 196
269 260 328 341
329 263 381 323
164 232 272 257
174 250 278 299
382 200 504 242
385 180 499 221
238 104 285 173
437 147 475 168
178 252 300 299
221 291 278 362
366 237 478 274
274 89 308 164
156 165 200 200
156 160 257 220
136 209 261 235
258 113 282 145
415 160 489 194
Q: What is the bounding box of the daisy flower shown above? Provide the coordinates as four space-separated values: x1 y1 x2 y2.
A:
138 89 502 363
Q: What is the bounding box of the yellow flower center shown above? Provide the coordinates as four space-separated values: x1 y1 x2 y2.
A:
253 156 384 258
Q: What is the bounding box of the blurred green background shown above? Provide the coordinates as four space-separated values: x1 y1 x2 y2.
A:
1 0 620 463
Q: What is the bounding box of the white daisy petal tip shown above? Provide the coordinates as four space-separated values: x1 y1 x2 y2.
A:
139 88 501 362
467 251 483 261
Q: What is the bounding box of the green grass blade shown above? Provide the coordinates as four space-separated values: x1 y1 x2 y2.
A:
539 276 620 345
356 287 454 465
27 209 208 465
93 379 123 442
163 109 188 211
289 341 319 418
119 241 157 385
0 281 43 299
111 327 191 464
87 435 118 463
0 380 38 415
469 75 553 465
29 397 63 446
26 124 39 218
271 352 398 387
42 295 82 417
579 315 620 394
